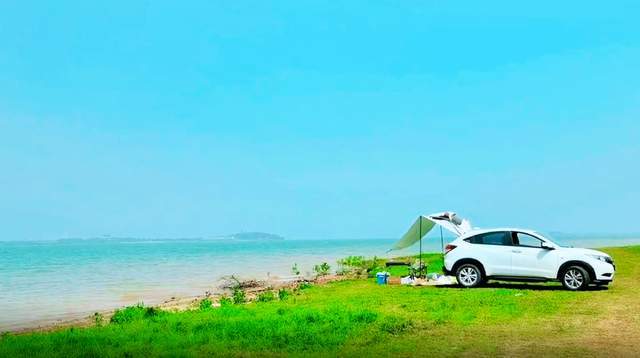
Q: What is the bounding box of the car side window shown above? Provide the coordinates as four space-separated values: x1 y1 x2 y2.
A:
466 232 511 246
515 232 543 248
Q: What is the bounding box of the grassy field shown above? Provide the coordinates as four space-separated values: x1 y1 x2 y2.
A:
1 246 639 357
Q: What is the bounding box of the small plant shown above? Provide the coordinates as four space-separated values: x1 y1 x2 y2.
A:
337 255 364 268
257 290 275 302
144 307 160 318
291 263 301 276
313 262 331 276
337 255 368 275
219 296 233 306
110 303 145 324
298 282 313 290
233 288 246 304
278 288 289 300
93 312 104 326
220 275 253 304
199 298 213 310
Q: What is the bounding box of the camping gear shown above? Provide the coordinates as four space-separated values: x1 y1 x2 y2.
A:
409 262 427 278
376 272 390 285
390 212 471 277
427 273 440 280
400 276 415 285
391 212 471 251
435 275 456 285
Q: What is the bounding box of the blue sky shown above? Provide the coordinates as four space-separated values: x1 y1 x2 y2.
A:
1 1 639 240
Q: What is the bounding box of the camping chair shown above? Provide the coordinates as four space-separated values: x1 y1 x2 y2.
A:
409 262 427 278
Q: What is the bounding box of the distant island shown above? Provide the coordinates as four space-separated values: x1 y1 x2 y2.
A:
223 232 285 241
55 232 285 242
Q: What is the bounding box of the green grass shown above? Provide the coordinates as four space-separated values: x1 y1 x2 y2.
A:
2 246 639 357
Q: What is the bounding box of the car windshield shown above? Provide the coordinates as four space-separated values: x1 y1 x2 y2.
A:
535 231 572 247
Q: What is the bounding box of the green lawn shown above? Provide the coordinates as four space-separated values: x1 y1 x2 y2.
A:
2 246 639 357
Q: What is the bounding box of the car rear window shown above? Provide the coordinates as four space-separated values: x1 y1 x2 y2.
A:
465 232 512 246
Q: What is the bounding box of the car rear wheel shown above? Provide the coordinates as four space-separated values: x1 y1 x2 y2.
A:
456 263 483 288
561 265 590 291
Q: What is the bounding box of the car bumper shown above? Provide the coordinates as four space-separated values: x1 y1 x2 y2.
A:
591 260 615 282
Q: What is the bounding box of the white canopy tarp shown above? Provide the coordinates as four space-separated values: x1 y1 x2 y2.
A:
391 212 471 251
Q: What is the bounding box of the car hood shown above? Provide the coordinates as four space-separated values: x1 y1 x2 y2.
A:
560 247 610 257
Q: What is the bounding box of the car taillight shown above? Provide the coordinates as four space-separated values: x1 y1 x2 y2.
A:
445 244 457 254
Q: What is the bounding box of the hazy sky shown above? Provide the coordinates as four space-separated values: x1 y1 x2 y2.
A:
1 1 639 240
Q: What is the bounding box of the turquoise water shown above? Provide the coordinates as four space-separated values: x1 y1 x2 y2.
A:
1 236 639 331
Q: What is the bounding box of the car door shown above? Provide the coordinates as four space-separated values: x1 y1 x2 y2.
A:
467 231 513 276
510 232 558 278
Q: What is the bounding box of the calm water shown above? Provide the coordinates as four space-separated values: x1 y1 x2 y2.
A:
1 236 639 330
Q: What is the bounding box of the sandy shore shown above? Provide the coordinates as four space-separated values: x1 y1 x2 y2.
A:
9 274 347 335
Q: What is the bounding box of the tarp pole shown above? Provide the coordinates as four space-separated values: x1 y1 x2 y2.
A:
419 217 422 277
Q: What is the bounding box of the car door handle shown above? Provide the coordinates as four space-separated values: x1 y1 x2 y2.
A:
512 249 522 253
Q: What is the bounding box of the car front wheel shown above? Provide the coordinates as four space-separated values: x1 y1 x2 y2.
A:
456 263 483 288
561 265 590 291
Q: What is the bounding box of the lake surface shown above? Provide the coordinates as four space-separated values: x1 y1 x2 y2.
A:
1 236 639 331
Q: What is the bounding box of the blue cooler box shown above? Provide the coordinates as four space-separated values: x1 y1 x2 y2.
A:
376 272 389 285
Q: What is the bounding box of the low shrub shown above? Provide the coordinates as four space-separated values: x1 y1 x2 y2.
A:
337 256 366 275
110 304 145 324
257 291 275 302
233 288 246 304
199 298 213 310
93 312 104 326
313 262 331 276
338 255 365 267
144 307 160 318
278 288 289 300
219 296 233 306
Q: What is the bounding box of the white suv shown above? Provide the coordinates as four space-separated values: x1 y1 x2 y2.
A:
443 228 615 290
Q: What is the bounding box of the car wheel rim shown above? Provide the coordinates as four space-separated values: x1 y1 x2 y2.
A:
564 269 583 289
459 267 478 286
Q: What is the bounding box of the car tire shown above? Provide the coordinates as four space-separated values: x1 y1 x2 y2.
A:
456 263 483 288
561 265 590 291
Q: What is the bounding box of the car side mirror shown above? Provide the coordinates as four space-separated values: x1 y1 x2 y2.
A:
541 243 555 250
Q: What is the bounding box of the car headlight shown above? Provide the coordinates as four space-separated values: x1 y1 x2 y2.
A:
587 254 612 264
